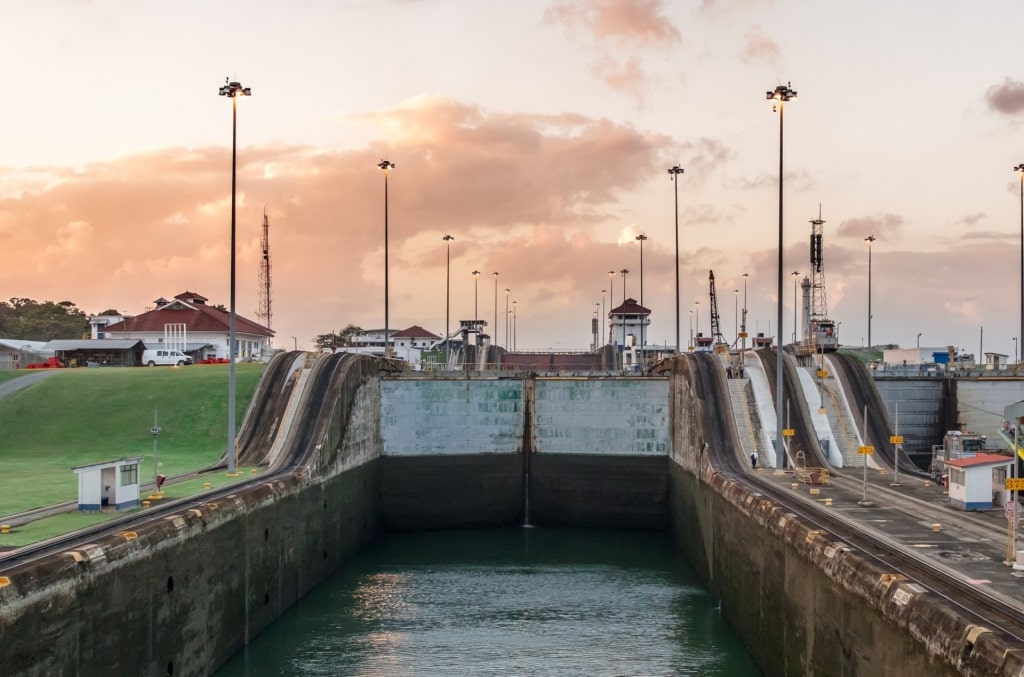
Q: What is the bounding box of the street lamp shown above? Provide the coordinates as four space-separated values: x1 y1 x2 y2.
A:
741 272 749 368
688 309 693 350
601 289 607 345
291 336 297 351
493 272 499 347
734 289 739 346
1015 337 1018 364
608 270 615 315
695 300 701 340
443 234 455 362
766 80 796 470
377 159 395 358
505 288 511 348
472 270 480 326
513 300 518 350
792 271 800 344
620 268 629 346
1015 163 1024 358
636 234 647 355
218 77 251 476
917 332 922 349
668 165 685 353
865 235 876 348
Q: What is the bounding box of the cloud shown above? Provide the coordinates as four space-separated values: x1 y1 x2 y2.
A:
545 0 681 47
835 213 904 239
984 78 1024 116
956 212 987 227
698 0 771 17
737 167 815 192
544 0 681 103
740 25 779 65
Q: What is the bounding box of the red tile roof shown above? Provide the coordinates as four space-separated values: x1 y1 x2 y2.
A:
610 298 650 315
105 293 272 337
945 453 1013 468
392 325 441 339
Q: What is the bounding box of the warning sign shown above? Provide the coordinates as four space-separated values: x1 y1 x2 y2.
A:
1005 478 1024 491
858 445 875 455
889 435 904 445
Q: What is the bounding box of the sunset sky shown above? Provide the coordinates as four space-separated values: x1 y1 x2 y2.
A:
2 0 1023 359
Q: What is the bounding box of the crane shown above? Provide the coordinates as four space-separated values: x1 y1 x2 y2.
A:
708 270 729 351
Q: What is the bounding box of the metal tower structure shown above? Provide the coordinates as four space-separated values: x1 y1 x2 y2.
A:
809 206 828 322
256 207 272 336
708 270 728 347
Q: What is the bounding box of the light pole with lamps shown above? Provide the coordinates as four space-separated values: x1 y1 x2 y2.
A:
512 300 518 350
734 289 739 345
218 77 251 476
767 80 796 470
377 159 395 358
1015 163 1024 359
792 271 800 344
443 235 455 362
601 289 607 344
620 268 629 346
741 272 749 367
865 235 876 349
493 272 499 346
695 300 701 340
688 309 693 350
608 270 616 317
917 332 922 349
505 288 511 348
472 270 480 327
636 234 647 357
668 165 685 353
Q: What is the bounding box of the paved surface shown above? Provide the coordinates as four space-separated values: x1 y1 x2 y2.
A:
0 371 57 400
757 462 1024 608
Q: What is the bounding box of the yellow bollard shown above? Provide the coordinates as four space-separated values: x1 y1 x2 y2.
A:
203 482 211 490
824 498 833 506
932 523 942 531
791 483 798 490
250 468 257 474
0 524 9 534
809 488 820 496
142 500 150 508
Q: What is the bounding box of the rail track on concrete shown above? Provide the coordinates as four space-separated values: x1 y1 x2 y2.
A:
0 351 355 572
692 350 1024 645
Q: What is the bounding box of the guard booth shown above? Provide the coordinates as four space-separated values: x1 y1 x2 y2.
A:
944 453 1013 511
72 457 142 511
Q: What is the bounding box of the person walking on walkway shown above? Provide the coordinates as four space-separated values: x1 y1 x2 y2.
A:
750 448 758 469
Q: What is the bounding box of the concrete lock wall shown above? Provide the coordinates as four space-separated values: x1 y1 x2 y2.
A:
0 363 383 677
4 365 1021 676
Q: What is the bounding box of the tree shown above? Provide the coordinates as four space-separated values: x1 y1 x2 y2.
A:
0 298 89 341
311 325 363 352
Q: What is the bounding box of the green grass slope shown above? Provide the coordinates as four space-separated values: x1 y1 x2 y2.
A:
0 363 263 516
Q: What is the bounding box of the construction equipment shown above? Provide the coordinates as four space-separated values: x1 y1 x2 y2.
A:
799 206 839 353
708 270 730 354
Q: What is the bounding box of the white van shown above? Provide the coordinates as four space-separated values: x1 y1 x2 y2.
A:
142 349 193 367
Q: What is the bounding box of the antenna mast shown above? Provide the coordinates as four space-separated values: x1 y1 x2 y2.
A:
809 205 828 321
256 208 273 335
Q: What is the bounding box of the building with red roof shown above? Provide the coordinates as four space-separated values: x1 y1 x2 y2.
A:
102 291 274 362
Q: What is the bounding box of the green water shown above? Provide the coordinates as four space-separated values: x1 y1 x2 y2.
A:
216 528 761 676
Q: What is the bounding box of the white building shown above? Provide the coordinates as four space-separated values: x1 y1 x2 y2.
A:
73 456 143 511
101 291 274 362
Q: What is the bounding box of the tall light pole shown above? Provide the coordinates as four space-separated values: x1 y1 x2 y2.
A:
513 300 518 350
291 336 297 351
636 234 647 354
218 77 250 476
741 272 749 367
377 159 395 358
601 289 607 345
443 234 455 362
620 268 629 346
695 300 701 340
608 270 615 315
865 235 876 349
792 271 800 344
668 165 685 353
917 332 922 349
505 288 511 348
767 80 796 471
1015 163 1024 360
472 270 480 327
734 289 739 345
688 309 693 350
493 272 499 346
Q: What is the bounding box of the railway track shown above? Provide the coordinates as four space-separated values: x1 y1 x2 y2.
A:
691 350 1024 646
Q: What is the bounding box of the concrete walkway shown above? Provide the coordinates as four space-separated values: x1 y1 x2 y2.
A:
0 371 58 400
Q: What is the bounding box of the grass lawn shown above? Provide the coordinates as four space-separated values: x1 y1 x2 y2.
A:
0 363 264 516
0 465 267 548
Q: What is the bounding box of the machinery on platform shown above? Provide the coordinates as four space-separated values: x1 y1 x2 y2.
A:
797 207 839 353
707 270 730 354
